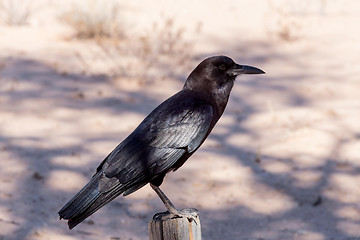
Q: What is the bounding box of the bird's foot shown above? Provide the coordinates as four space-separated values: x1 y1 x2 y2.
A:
153 208 199 224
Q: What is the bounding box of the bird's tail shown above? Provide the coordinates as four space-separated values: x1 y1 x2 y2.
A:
58 172 124 229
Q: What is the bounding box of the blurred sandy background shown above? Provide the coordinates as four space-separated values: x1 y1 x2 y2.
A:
0 0 360 239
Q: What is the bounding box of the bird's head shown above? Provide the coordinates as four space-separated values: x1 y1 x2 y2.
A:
184 55 265 95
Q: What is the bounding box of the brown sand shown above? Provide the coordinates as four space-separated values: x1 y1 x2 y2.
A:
1 1 360 239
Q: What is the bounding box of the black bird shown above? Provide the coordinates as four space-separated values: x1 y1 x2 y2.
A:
58 55 265 229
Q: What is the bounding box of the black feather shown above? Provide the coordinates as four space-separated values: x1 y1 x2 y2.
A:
58 56 265 229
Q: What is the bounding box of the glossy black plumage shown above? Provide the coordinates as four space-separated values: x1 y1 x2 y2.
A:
58 56 264 229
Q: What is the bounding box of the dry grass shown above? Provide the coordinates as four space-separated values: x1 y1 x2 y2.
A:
59 0 195 83
264 0 327 41
60 0 124 39
84 17 195 84
0 0 33 25
120 18 193 82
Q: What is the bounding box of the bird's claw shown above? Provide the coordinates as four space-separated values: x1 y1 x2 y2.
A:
153 208 199 224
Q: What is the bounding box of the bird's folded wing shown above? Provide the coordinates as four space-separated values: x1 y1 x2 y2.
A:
148 102 213 152
98 101 213 192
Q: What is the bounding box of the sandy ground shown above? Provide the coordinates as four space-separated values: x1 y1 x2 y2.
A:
1 0 360 239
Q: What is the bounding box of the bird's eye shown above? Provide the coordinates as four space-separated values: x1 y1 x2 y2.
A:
219 64 226 71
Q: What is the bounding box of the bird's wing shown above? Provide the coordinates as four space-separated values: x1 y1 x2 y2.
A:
98 98 213 193
147 101 213 153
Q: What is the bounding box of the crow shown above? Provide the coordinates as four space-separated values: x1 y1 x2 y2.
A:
58 55 265 229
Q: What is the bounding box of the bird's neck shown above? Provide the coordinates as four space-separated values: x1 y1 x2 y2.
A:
183 79 234 120
211 81 234 118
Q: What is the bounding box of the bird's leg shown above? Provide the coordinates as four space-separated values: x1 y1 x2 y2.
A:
150 183 178 214
150 183 198 223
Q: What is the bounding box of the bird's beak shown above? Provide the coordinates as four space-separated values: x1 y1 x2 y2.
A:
229 64 265 75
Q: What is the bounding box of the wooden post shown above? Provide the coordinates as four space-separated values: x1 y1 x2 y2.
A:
148 208 201 240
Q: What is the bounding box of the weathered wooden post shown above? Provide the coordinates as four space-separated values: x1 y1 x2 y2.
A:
148 208 201 240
